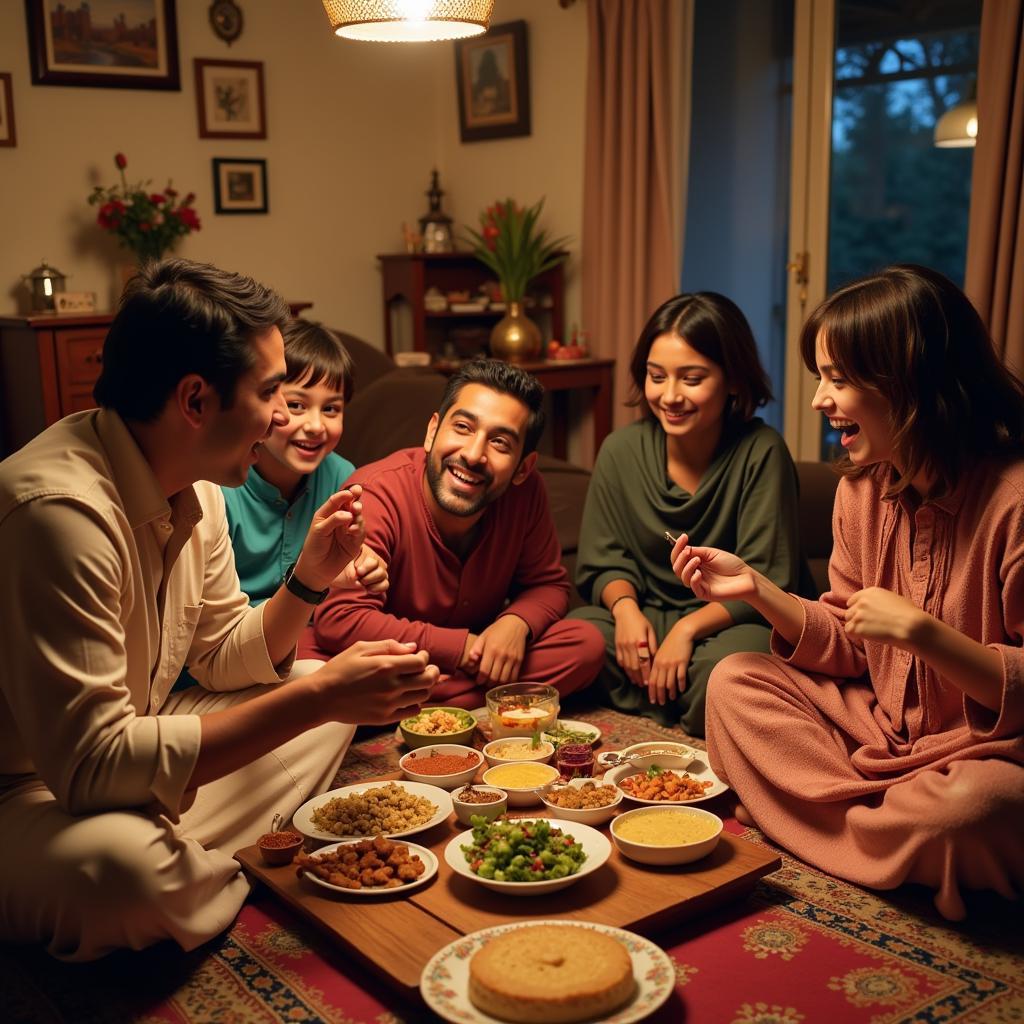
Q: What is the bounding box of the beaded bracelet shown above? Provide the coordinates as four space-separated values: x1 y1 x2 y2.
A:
608 594 638 615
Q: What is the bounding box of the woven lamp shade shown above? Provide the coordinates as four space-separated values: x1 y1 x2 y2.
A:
322 0 493 42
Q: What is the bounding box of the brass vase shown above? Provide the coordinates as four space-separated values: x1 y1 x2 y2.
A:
489 300 542 363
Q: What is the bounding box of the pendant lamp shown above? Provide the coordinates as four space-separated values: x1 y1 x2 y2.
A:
934 80 978 148
322 0 493 42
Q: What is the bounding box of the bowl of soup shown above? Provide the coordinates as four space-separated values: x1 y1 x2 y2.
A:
482 761 561 806
610 806 723 865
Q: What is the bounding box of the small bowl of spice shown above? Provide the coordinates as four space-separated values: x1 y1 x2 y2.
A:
399 744 482 790
257 829 304 866
451 784 508 825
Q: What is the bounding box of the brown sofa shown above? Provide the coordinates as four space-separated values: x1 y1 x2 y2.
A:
336 332 838 602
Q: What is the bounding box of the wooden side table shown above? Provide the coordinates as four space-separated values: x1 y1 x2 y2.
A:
435 357 615 465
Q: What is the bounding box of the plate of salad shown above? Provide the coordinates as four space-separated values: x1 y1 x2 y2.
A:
443 816 611 894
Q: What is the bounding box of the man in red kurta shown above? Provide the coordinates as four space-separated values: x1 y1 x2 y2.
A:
302 359 604 706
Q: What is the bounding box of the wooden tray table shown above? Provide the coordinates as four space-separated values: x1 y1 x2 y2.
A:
236 787 780 1002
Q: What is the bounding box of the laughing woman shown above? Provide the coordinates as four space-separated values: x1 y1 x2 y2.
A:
570 293 810 736
673 266 1024 919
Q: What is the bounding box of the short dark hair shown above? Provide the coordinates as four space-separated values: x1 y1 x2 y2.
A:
282 319 355 403
436 358 546 456
628 292 773 420
799 264 1024 496
94 257 291 422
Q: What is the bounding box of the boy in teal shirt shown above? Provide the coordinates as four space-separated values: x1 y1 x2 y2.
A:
223 318 386 603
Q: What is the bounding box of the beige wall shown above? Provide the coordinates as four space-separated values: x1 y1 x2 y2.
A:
0 0 586 348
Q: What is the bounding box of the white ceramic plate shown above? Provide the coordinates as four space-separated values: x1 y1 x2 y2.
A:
292 780 453 842
420 919 675 1024
444 818 611 895
299 839 438 897
543 717 602 747
604 757 729 805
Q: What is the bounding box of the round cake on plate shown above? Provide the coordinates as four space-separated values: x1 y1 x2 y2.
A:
468 923 635 1023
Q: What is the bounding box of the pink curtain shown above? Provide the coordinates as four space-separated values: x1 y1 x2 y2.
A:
582 0 688 429
964 0 1024 372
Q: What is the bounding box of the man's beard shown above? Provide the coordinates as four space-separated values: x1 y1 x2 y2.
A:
425 449 499 518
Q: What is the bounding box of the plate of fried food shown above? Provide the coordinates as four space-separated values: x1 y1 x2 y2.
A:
292 780 453 841
296 835 438 897
603 760 728 806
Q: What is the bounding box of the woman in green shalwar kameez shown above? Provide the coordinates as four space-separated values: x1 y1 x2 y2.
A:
570 293 811 735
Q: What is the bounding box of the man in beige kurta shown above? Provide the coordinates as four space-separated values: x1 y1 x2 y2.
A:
707 462 1024 920
0 258 438 960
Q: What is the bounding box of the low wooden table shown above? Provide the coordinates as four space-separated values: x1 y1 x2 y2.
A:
236 792 780 1002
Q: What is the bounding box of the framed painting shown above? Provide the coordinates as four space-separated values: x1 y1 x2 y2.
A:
25 0 180 90
454 19 530 143
213 157 267 214
0 74 15 147
194 58 266 139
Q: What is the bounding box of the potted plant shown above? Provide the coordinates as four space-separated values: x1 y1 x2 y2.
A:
465 198 568 362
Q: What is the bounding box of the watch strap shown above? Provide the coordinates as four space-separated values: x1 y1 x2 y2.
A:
284 562 329 605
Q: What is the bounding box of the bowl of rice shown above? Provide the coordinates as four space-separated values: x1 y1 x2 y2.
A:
399 707 477 749
610 806 723 865
482 737 555 767
482 761 560 806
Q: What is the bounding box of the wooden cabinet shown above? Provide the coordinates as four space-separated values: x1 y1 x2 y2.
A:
0 313 112 455
378 252 565 359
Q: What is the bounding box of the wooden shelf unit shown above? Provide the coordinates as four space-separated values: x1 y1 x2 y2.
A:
378 251 565 360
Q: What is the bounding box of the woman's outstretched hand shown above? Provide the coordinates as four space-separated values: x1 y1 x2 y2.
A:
670 533 757 601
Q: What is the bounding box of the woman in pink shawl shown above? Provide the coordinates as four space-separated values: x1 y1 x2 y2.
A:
671 265 1024 920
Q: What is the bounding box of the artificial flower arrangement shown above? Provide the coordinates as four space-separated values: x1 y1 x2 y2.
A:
88 153 201 263
465 197 568 305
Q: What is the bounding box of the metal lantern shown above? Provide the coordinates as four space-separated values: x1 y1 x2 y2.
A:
419 169 454 254
23 259 68 312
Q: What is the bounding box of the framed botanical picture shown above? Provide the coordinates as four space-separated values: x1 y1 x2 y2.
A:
194 58 266 139
213 157 267 214
454 20 530 143
25 0 180 90
0 73 15 147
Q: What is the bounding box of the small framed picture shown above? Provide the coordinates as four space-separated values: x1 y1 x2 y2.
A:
454 20 530 143
213 157 267 214
0 73 15 147
25 0 180 90
194 58 266 139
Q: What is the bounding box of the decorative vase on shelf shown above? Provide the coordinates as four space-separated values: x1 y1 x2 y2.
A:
489 300 542 363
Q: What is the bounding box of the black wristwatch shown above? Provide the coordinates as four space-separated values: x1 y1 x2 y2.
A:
283 562 329 605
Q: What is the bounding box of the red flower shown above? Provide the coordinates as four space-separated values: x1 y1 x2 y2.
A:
149 193 166 205
183 192 196 204
114 153 127 169
139 221 151 232
175 206 201 231
96 200 125 229
165 187 178 197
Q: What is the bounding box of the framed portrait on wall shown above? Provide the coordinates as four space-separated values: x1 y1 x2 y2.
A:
25 0 181 90
194 58 266 139
454 20 530 143
0 74 16 147
213 157 267 214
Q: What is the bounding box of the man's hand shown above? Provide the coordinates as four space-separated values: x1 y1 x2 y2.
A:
647 621 693 706
316 639 440 724
294 486 366 591
333 543 389 594
612 600 658 687
844 587 929 651
466 616 530 687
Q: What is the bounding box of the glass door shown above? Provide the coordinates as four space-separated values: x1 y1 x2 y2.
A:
784 0 980 460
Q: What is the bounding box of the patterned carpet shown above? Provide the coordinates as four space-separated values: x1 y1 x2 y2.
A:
3 703 1022 1024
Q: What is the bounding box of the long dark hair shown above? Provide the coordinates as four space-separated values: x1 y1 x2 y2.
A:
799 264 1024 496
628 292 773 421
